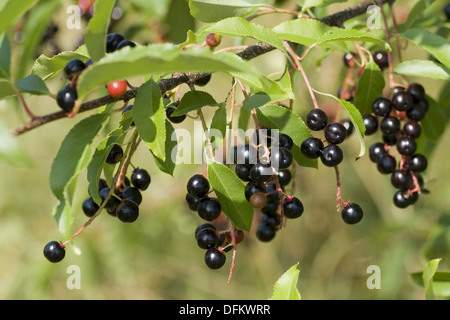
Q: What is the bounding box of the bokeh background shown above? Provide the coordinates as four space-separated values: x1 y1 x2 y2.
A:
0 0 449 300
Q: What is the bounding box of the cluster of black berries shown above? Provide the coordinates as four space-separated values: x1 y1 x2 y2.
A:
233 131 304 242
301 109 347 167
43 144 151 263
366 83 429 208
56 58 91 113
165 101 186 124
185 174 235 269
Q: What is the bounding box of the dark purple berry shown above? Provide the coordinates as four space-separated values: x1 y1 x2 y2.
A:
166 103 186 124
131 168 151 191
373 51 389 69
116 39 136 50
235 164 252 182
270 147 293 169
197 197 221 221
403 120 421 139
391 170 414 189
306 109 328 131
256 222 276 242
106 144 123 164
43 241 65 263
120 186 142 205
283 197 304 219
320 144 343 167
363 114 378 135
369 142 387 163
116 199 139 222
197 228 219 249
204 247 226 269
408 154 428 172
407 83 425 102
56 84 78 112
341 203 363 224
396 136 417 156
372 97 392 117
392 91 414 112
277 169 292 187
250 162 273 183
301 137 324 159
187 174 210 198
186 193 199 211
245 181 266 201
377 154 396 174
106 33 124 53
380 116 401 136
82 197 99 217
64 59 86 79
324 122 347 144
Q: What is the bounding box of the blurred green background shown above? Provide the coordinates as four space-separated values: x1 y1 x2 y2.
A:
0 0 449 300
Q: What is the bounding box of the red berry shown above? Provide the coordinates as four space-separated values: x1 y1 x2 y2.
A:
206 33 221 47
107 80 127 98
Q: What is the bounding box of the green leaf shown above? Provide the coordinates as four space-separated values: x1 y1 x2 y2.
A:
0 79 15 101
15 74 50 95
133 79 166 161
151 121 177 176
84 0 116 62
165 0 196 44
0 34 11 79
394 60 450 80
269 263 301 300
50 114 110 235
299 0 347 13
255 105 317 168
209 103 228 150
273 18 345 49
76 44 262 99
421 95 447 141
204 17 286 53
423 258 442 300
314 90 366 160
401 0 437 31
315 28 389 50
0 0 38 35
354 59 385 115
402 29 450 69
171 90 219 117
207 161 254 231
31 49 90 81
189 0 260 23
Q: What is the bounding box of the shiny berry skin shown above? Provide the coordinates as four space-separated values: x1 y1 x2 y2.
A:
204 247 226 269
369 142 387 163
197 228 219 249
373 51 389 69
403 120 421 139
301 137 324 159
407 99 429 121
256 222 276 242
277 134 293 150
408 154 428 172
235 164 252 182
391 170 413 189
261 213 281 229
245 181 266 201
249 192 267 209
116 39 136 50
120 186 142 205
250 162 273 183
383 133 397 146
377 154 396 174
116 199 139 222
235 144 258 165
106 144 123 164
407 83 425 102
372 97 392 117
363 114 378 135
380 116 401 136
107 80 127 98
195 223 216 240
270 147 293 169
396 136 417 156
343 52 355 67
341 203 363 224
57 84 78 112
64 59 86 79
320 144 343 167
324 122 347 144
393 190 416 208
197 197 221 221
283 197 304 219
131 168 151 191
165 102 186 123
206 33 221 47
340 119 354 136
186 193 199 211
392 91 414 112
277 169 292 187
43 241 65 263
106 33 124 53
187 174 210 198
82 197 99 217
306 109 328 131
